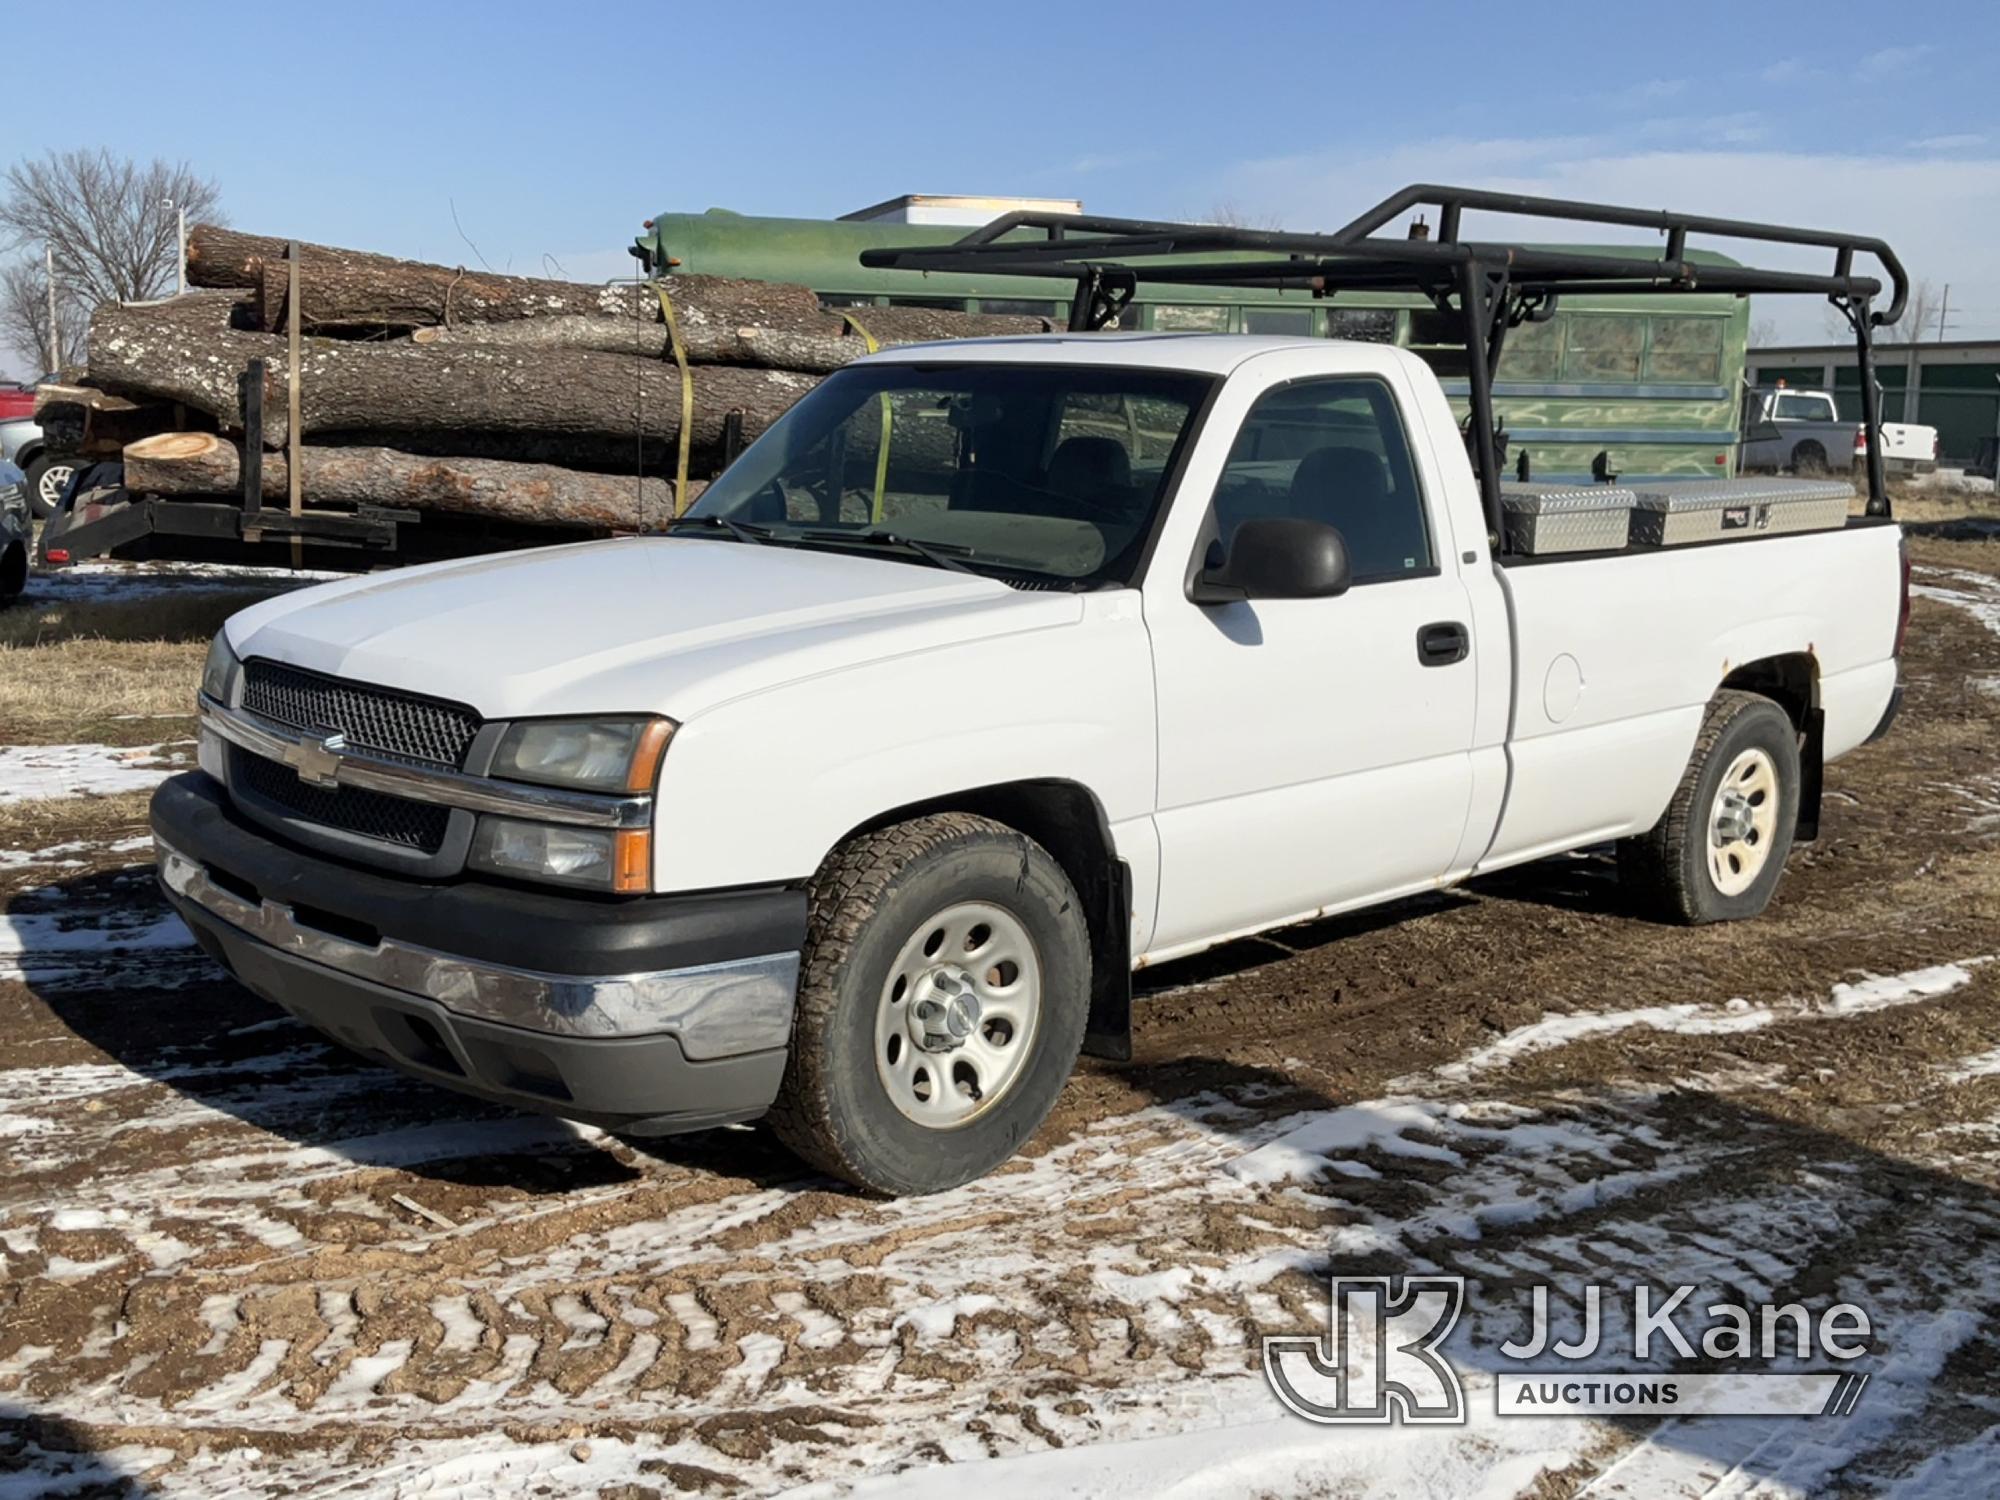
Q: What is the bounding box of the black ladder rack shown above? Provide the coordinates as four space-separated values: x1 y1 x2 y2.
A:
859 183 1909 545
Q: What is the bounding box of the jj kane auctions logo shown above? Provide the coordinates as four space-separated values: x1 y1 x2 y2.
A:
1265 1277 1873 1424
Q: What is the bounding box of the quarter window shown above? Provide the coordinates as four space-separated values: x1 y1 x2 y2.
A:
1210 379 1433 582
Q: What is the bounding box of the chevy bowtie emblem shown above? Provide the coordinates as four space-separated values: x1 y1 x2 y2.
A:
283 732 347 788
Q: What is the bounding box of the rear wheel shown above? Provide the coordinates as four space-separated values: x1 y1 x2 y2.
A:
770 813 1091 1195
1618 690 1801 924
1791 441 1828 477
23 452 76 520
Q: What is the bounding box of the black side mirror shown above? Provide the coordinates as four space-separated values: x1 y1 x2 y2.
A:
1189 517 1352 604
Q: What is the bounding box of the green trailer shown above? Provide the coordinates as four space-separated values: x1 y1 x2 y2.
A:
634 208 1748 482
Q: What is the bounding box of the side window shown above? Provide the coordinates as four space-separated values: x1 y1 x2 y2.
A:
1644 315 1724 383
1210 379 1433 582
1497 313 1563 381
1244 307 1312 336
1561 314 1645 382
1152 304 1232 332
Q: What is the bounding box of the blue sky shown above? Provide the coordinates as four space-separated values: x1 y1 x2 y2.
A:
9 0 1998 345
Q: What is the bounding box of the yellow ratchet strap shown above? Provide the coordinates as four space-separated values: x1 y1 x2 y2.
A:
653 284 695 516
841 311 893 522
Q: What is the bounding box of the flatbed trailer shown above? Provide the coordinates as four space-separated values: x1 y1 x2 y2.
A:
35 358 418 572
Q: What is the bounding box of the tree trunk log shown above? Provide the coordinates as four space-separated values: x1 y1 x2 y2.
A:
409 305 1053 371
184 226 296 287
845 305 1059 341
88 294 821 450
254 258 831 334
124 432 691 529
86 292 271 433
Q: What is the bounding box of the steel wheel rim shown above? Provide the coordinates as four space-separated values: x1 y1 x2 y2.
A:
874 900 1042 1129
1708 747 1779 896
37 463 73 510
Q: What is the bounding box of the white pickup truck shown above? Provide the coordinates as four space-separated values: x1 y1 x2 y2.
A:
153 330 1908 1194
1739 385 1940 477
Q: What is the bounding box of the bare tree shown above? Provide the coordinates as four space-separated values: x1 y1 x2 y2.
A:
0 260 86 372
1819 276 1938 345
1881 277 1939 343
1750 316 1782 349
0 148 222 371
1202 198 1284 230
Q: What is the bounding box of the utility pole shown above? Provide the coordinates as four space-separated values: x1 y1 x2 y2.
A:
43 243 58 373
167 198 187 295
1937 283 1951 343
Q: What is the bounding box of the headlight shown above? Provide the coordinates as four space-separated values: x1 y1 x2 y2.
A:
200 632 241 705
468 816 651 893
489 716 674 793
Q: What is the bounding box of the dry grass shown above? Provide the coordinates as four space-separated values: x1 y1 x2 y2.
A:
0 585 285 747
0 638 206 743
0 788 154 852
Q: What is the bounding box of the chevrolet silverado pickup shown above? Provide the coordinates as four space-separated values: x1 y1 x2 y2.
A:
152 188 1912 1195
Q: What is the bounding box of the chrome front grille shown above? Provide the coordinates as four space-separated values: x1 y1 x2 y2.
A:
241 660 481 768
231 746 453 853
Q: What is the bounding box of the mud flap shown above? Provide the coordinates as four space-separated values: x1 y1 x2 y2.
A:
1796 706 1824 842
1082 860 1134 1061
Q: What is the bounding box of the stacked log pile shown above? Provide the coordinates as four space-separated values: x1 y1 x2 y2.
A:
48 224 1053 542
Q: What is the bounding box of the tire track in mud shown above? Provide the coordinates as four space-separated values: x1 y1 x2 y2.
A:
10 957 2000 1493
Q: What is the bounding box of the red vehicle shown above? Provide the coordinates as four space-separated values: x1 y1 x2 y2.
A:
0 382 38 423
0 377 74 518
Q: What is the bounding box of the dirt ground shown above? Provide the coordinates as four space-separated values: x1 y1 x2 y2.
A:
4 524 2000 1496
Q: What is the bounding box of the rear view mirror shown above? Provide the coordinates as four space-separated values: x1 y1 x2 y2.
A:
1189 517 1351 604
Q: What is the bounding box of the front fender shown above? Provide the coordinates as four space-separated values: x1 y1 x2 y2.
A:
649 596 1158 895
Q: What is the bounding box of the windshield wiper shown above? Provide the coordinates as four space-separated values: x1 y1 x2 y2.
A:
665 515 775 545
798 529 977 574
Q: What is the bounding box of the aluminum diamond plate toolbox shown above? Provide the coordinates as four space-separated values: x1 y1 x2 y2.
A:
1628 478 1854 547
1498 482 1636 555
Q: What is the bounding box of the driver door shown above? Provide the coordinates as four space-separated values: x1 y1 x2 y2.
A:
1144 373 1479 956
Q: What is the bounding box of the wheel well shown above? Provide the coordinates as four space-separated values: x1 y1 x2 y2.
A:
1 540 24 596
1721 653 1816 728
841 779 1132 1061
1720 652 1823 840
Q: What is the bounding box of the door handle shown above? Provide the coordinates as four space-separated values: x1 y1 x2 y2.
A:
1417 621 1469 666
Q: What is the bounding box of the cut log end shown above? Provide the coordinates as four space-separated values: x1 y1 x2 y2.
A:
124 431 226 462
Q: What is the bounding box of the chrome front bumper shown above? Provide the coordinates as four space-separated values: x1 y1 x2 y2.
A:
157 836 799 1058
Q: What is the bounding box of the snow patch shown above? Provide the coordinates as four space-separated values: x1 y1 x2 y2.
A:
0 743 186 805
1914 566 2000 638
1424 959 1982 1084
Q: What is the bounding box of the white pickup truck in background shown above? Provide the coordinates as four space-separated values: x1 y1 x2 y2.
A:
1739 384 1939 476
152 330 1909 1195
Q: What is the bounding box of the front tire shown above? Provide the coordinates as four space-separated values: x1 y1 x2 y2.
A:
770 813 1091 1195
1618 690 1801 924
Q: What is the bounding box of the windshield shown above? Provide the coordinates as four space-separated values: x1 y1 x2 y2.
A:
686 362 1214 585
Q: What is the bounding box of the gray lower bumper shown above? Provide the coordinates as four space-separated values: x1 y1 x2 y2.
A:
173 898 786 1132
157 837 798 1056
